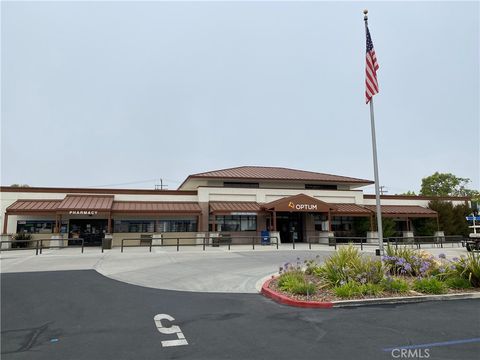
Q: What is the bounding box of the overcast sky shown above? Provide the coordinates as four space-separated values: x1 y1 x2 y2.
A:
1 1 479 193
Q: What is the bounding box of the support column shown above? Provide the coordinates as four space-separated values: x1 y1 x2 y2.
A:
269 210 281 244
55 214 60 233
3 213 9 234
406 217 410 231
436 215 440 231
369 215 374 232
108 212 112 233
328 211 332 232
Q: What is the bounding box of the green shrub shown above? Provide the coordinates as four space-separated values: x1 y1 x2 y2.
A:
356 257 384 285
290 282 316 296
12 233 32 249
318 245 383 286
334 281 363 299
278 271 316 295
451 252 480 287
304 258 322 276
383 245 437 277
381 277 410 293
444 276 472 289
334 281 383 298
413 277 447 294
278 271 304 289
361 283 383 296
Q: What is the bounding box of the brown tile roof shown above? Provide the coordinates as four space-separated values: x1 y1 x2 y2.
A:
209 202 262 213
6 199 62 213
332 203 372 215
112 201 201 213
364 205 437 217
0 186 197 196
363 194 469 201
182 166 373 185
57 195 114 211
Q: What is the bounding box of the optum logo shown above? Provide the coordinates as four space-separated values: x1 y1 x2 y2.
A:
287 202 318 211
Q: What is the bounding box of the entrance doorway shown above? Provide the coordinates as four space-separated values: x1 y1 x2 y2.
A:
69 219 108 246
277 212 304 243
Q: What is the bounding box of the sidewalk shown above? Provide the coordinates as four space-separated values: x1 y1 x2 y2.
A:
0 244 468 293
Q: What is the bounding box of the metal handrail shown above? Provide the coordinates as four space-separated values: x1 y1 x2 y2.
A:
120 235 280 252
0 238 85 255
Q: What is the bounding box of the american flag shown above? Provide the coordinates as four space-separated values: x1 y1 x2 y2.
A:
365 25 379 104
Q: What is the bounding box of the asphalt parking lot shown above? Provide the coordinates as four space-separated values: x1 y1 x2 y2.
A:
2 270 479 360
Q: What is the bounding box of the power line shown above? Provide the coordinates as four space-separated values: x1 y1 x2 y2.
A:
89 177 184 189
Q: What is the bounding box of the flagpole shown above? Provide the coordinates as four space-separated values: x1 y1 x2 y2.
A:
364 9 384 255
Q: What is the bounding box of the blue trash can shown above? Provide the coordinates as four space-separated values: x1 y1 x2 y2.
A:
261 230 270 245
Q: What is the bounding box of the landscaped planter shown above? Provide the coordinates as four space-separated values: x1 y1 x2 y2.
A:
260 245 480 308
261 276 480 308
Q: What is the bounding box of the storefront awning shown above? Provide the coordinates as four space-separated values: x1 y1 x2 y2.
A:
112 201 201 214
332 203 373 216
364 205 437 218
209 201 262 214
6 200 62 214
57 195 114 212
6 197 201 215
263 194 337 212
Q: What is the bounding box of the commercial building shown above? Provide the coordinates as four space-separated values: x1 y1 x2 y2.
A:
0 166 469 247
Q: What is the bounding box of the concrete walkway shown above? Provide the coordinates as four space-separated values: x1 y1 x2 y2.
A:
0 244 468 293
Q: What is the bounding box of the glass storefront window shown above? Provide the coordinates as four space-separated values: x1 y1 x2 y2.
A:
313 214 328 231
114 220 154 233
114 219 197 233
156 220 197 232
17 220 55 234
214 215 257 231
331 216 354 233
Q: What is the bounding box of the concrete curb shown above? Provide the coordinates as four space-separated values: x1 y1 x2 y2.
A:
261 277 480 309
332 292 480 307
261 278 333 308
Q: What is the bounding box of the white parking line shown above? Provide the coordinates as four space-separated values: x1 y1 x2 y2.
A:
154 314 188 347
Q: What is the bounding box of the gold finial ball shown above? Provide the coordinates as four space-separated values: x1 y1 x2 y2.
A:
363 9 368 15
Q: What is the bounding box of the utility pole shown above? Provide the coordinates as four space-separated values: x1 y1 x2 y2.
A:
155 179 168 190
379 186 388 195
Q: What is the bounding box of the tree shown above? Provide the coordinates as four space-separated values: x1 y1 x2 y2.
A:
382 218 397 238
416 172 477 235
420 172 474 197
10 184 30 187
353 217 370 236
401 190 416 195
428 200 470 236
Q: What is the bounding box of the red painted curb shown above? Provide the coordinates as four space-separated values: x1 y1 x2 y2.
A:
261 278 334 309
